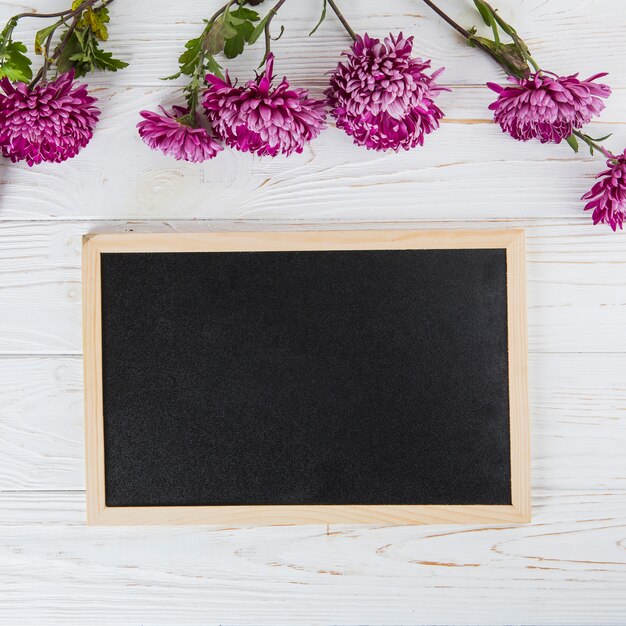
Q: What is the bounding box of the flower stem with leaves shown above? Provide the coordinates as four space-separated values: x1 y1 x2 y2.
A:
420 0 612 156
0 0 127 87
163 0 282 127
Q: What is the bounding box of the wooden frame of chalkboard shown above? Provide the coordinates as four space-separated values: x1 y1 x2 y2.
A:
83 229 529 526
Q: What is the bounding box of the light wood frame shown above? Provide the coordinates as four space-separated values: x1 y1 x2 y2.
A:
83 229 529 526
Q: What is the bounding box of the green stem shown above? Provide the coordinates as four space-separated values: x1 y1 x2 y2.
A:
39 24 58 84
0 17 18 58
29 10 82 88
10 0 111 25
572 130 612 159
11 0 116 89
262 0 287 62
419 0 509 71
421 0 612 160
185 1 232 121
479 1 537 73
527 55 540 72
326 0 356 41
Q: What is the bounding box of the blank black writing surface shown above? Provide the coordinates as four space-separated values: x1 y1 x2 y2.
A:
100 248 511 507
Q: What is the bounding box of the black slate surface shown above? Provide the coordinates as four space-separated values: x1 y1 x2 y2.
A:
100 248 511 507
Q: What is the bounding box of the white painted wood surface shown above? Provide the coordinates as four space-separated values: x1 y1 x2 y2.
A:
1 1 625 624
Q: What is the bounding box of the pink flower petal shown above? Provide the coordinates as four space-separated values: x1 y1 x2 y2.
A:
325 32 447 152
0 71 100 166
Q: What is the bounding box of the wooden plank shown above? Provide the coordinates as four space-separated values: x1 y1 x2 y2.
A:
1 0 625 88
2 220 626 355
1 351 624 493
0 0 623 619
1 115 624 221
0 490 625 624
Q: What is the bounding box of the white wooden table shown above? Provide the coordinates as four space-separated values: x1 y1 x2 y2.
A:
1 1 626 624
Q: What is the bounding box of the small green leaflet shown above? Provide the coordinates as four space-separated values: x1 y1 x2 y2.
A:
203 17 237 55
163 5 259 80
223 20 255 58
179 37 203 76
91 45 128 71
248 12 272 45
473 0 500 49
575 133 612 156
57 27 128 78
205 54 223 77
35 21 62 56
229 7 260 22
474 0 493 27
566 134 579 153
0 41 33 82
221 6 260 58
309 0 327 36
80 6 111 42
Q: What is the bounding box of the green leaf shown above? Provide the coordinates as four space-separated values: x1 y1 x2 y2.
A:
91 45 128 72
230 7 260 22
223 32 245 58
474 0 494 27
473 0 500 48
56 31 83 74
309 0 327 36
241 20 255 42
223 19 255 58
35 21 61 56
566 134 579 153
469 36 529 77
205 54 223 77
203 17 237 55
248 12 271 45
87 6 110 41
0 41 33 82
56 28 128 77
178 37 202 74
226 15 245 26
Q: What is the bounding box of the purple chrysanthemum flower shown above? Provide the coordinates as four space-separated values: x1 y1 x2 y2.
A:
487 72 611 144
137 106 223 163
582 149 626 231
203 53 326 157
325 33 447 152
0 70 100 166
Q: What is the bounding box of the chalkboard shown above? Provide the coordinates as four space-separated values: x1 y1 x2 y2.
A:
83 230 529 526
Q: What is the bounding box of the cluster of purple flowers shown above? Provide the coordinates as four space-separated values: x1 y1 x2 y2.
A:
0 26 624 230
138 34 446 161
487 70 625 230
0 32 446 166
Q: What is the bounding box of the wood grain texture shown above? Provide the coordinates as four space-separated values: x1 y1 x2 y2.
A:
1 0 626 621
2 0 626 88
2 219 626 354
1 490 625 624
1 116 624 220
